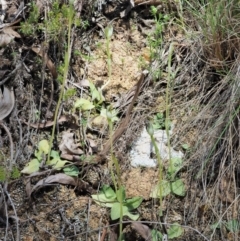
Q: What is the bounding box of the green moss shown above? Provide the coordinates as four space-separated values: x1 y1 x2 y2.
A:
11 166 21 179
0 166 6 181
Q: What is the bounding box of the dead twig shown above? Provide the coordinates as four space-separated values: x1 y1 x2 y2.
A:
0 121 14 170
97 72 146 163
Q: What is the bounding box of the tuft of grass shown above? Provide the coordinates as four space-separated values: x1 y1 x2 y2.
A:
186 0 240 68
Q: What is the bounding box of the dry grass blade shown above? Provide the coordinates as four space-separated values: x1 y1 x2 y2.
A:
31 46 58 79
0 86 15 120
22 115 70 129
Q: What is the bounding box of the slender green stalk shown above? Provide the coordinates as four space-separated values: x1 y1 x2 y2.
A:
146 123 163 216
166 43 175 181
48 4 74 162
151 134 163 216
103 25 113 89
107 116 123 240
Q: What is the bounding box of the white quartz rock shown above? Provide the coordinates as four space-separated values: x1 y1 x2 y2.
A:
130 127 183 167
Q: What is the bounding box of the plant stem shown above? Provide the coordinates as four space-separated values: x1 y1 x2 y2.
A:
166 43 175 181
48 4 74 162
108 117 123 240
150 134 163 216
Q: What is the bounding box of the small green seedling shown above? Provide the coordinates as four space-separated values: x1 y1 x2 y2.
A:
211 219 240 233
21 140 75 175
21 139 50 174
89 82 105 105
101 106 119 123
46 150 70 170
181 143 190 151
92 185 142 220
74 98 95 111
63 88 76 101
73 82 106 112
147 122 185 199
152 112 166 130
63 165 79 177
151 223 183 240
151 157 185 198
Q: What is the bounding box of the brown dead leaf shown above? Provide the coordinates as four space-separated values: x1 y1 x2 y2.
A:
30 173 89 195
0 33 14 47
29 173 91 197
0 26 21 47
87 137 98 153
31 174 76 193
22 115 69 128
3 27 21 38
73 0 83 18
60 153 81 161
31 46 58 79
132 222 152 241
59 130 84 155
36 0 44 13
6 3 18 20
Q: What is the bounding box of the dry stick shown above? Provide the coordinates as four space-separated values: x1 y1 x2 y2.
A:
0 64 22 86
97 72 145 163
0 184 9 241
100 227 107 241
0 121 14 172
4 183 20 241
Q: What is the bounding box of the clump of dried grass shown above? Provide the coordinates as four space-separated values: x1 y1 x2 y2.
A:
171 0 240 238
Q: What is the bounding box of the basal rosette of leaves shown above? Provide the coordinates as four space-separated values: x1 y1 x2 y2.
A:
92 185 143 221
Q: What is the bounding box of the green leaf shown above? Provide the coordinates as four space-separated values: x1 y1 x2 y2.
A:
110 201 140 221
92 185 117 206
152 123 161 130
89 82 105 103
168 223 183 239
38 139 50 154
21 159 40 174
125 197 143 210
111 203 125 220
63 165 79 177
46 158 69 170
168 157 183 176
50 150 60 158
151 229 163 241
101 108 119 123
102 185 117 201
105 25 113 39
111 203 139 220
156 112 164 119
171 179 185 196
74 98 95 111
150 180 171 198
146 122 154 136
124 212 139 221
210 222 221 230
181 143 190 150
116 186 126 203
225 219 240 232
34 150 42 161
